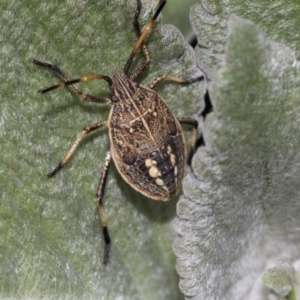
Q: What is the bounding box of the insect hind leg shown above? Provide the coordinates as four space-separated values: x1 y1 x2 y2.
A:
96 151 112 264
177 117 199 165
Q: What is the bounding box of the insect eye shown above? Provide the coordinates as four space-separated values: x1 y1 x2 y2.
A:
133 81 139 88
111 95 119 102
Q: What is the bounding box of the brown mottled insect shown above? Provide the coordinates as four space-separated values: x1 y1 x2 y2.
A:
34 0 203 264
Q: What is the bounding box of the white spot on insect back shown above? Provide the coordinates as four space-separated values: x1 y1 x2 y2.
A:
174 166 178 176
156 178 164 186
145 158 152 168
149 166 161 178
167 145 172 155
170 154 176 166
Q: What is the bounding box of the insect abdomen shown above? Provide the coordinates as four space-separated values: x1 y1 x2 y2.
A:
111 127 186 201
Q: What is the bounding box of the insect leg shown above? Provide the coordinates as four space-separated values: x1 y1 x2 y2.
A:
47 121 108 177
148 73 204 89
129 0 151 80
96 151 112 264
124 0 167 76
33 59 111 104
177 117 199 165
148 73 204 163
177 118 198 144
177 117 198 128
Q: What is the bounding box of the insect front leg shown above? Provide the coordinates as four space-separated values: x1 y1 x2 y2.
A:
128 0 151 80
124 0 167 76
96 151 112 264
47 121 108 177
33 59 109 104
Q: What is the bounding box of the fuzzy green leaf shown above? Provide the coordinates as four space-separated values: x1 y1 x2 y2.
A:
0 1 204 299
175 15 300 300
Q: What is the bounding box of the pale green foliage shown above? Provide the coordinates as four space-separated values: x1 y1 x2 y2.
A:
174 3 300 299
4 0 300 299
0 1 203 299
262 260 296 298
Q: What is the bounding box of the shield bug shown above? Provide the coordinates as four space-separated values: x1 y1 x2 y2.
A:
34 0 204 264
